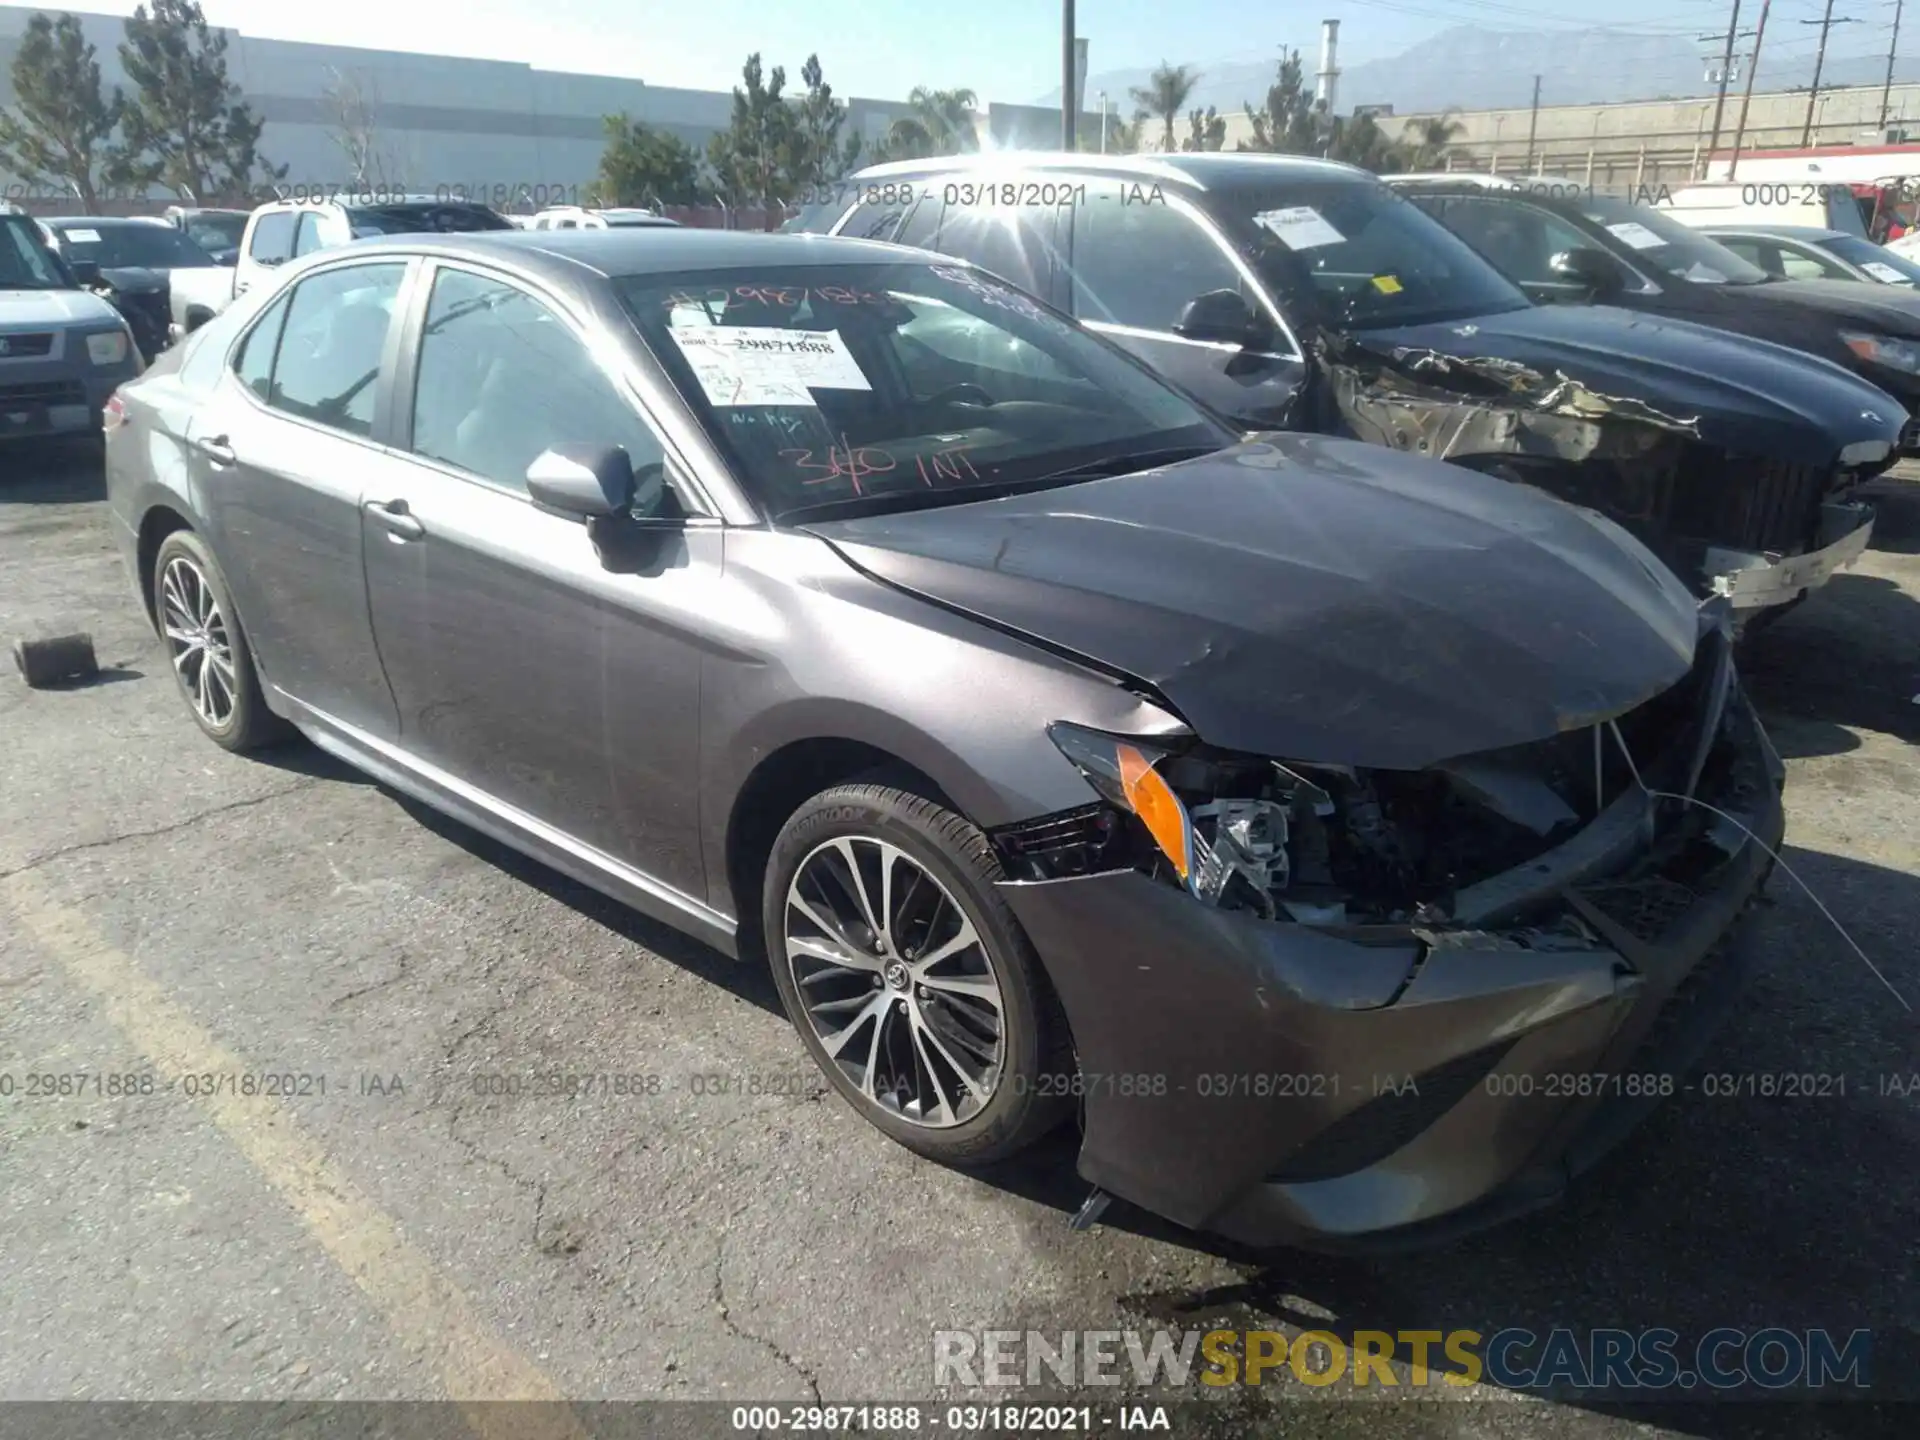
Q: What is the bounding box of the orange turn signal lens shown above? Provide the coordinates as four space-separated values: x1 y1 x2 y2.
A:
1117 743 1192 882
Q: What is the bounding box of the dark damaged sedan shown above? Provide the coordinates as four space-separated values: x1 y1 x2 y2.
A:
104 229 1783 1250
809 153 1902 624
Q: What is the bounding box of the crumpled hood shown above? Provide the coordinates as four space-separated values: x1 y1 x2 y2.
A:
0 286 122 327
808 435 1702 769
1347 302 1904 465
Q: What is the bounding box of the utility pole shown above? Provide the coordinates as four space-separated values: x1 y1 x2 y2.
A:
1800 1 1861 146
1062 0 1076 150
1729 0 1772 178
1701 2 1751 159
1882 0 1906 130
1524 74 1542 173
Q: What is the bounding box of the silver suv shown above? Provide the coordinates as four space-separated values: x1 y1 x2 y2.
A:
0 204 141 444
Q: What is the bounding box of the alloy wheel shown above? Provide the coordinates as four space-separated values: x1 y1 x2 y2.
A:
159 555 237 728
783 836 1007 1127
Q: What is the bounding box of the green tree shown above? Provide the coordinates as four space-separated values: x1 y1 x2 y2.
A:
591 113 705 207
1074 109 1141 154
790 54 860 188
1239 49 1320 155
1182 105 1225 152
706 53 799 216
1400 108 1466 169
872 86 979 162
1129 62 1199 152
118 0 281 202
0 12 126 213
1328 111 1404 172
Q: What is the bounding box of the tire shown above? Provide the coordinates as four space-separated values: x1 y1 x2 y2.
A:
763 782 1073 1166
150 529 287 752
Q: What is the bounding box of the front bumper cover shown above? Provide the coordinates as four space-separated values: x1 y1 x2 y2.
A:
1703 499 1874 613
999 688 1785 1252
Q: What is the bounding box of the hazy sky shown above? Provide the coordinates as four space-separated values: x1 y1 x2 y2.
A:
63 0 1912 104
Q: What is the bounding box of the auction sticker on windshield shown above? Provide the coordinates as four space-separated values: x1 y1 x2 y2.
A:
63 228 103 244
1253 206 1346 250
1605 221 1664 251
1864 261 1912 284
669 325 871 406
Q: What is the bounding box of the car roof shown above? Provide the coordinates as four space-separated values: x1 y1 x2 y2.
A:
40 215 153 228
1700 223 1849 241
851 149 1370 190
328 228 956 281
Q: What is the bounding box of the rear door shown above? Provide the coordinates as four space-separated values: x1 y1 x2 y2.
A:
184 257 420 738
236 209 295 302
1066 180 1305 428
359 260 714 897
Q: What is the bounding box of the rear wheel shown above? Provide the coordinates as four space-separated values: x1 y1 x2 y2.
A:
151 529 286 752
763 783 1072 1165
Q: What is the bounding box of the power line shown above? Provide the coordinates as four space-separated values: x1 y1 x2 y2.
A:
1800 0 1862 140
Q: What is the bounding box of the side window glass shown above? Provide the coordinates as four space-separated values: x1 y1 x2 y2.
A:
936 204 1052 296
1713 236 1770 272
291 213 322 257
409 267 667 498
1779 247 1838 281
894 193 945 250
1070 189 1243 331
264 262 406 437
232 292 292 401
838 189 915 241
248 210 295 264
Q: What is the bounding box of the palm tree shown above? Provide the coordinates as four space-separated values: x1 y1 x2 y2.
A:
1401 108 1467 170
1129 62 1200 152
875 86 979 161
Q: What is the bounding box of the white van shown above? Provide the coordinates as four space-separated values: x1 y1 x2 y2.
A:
1654 179 1873 237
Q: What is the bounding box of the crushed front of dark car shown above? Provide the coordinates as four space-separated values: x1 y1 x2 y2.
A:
820 433 1784 1250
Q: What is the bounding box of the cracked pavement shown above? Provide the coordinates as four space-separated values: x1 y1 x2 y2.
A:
1 448 1915 1437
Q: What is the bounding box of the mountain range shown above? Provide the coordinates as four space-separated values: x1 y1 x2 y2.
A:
1041 25 1920 117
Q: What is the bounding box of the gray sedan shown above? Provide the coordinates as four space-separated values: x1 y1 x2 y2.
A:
103 228 1782 1251
1703 223 1920 287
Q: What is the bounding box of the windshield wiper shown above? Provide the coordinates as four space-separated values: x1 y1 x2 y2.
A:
1026 444 1224 484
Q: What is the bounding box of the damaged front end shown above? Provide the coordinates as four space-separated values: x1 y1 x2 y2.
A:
1315 330 1886 623
991 617 1786 1249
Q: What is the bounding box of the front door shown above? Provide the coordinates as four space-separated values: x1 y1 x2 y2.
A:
361 260 712 899
1066 183 1305 428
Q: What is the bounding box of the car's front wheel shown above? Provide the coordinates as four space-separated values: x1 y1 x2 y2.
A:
763 783 1073 1165
150 529 285 752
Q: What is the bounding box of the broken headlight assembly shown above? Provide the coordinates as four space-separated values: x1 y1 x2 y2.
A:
1035 722 1369 924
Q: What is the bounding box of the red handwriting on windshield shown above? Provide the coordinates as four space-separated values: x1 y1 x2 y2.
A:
915 447 980 487
780 437 898 495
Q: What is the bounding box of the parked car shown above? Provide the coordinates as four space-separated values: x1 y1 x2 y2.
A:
527 205 679 230
802 154 1901 623
168 194 514 342
105 227 1784 1251
36 214 219 362
1701 223 1920 287
0 204 141 446
161 205 251 265
1654 178 1874 236
1390 173 1920 457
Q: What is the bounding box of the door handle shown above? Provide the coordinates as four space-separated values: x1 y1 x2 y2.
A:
365 497 425 541
195 434 236 466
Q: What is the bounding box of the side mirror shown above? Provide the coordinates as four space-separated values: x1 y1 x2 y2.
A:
526 443 635 519
1549 247 1622 296
68 258 102 287
1174 288 1262 345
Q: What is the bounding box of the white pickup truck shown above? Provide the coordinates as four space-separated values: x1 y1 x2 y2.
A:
167 194 515 341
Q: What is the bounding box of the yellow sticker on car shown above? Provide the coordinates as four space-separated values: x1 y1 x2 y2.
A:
1372 275 1403 294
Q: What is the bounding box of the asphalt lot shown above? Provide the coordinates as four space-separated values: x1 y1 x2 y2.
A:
1 441 1915 1439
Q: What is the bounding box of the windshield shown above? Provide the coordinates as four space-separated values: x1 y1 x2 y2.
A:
345 203 514 238
618 262 1231 520
51 221 213 269
0 216 69 288
1823 233 1920 285
1578 195 1770 285
1217 180 1532 330
182 213 247 252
